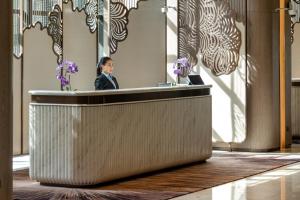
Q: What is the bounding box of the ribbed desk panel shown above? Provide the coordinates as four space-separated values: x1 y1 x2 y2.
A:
29 96 212 186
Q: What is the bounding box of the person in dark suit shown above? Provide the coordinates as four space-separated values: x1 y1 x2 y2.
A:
95 57 119 90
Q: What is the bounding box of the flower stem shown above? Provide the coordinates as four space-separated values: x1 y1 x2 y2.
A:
69 74 71 90
60 67 63 91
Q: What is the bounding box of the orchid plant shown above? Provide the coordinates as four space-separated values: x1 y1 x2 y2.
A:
56 60 79 91
173 57 192 78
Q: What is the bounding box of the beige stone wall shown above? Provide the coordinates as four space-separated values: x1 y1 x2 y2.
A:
13 56 22 155
63 2 97 91
20 1 97 154
112 0 166 88
23 24 58 154
292 24 300 78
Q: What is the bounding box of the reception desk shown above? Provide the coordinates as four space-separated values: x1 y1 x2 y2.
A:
29 85 212 186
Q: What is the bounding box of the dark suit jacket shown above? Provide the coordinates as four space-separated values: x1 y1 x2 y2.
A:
95 74 119 90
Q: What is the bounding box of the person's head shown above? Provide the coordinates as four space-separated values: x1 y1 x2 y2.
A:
97 57 113 76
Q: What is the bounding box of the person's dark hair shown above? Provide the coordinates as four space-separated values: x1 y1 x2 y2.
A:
96 57 112 76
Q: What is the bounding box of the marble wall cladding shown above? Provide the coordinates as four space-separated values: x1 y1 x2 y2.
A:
292 87 300 138
63 2 97 91
231 0 281 151
184 0 247 144
292 24 300 78
111 0 166 88
212 0 292 151
23 24 59 154
13 56 22 155
29 96 212 185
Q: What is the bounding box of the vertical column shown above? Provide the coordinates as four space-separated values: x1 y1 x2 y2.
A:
98 0 110 58
280 0 287 149
285 10 292 147
0 1 13 199
166 0 178 83
279 0 292 149
232 0 281 151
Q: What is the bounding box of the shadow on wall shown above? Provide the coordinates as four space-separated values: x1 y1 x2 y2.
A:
197 52 247 143
209 53 258 144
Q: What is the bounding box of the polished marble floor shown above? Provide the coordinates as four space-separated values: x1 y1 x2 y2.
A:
13 145 300 200
13 155 29 171
171 144 300 200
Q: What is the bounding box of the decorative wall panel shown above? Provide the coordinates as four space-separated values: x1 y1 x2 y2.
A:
228 0 246 23
112 0 141 10
13 0 146 59
176 0 247 144
23 23 60 154
110 2 129 54
13 0 63 58
63 1 98 91
24 0 62 28
290 0 300 43
178 0 242 76
13 0 96 59
85 0 99 33
64 0 89 11
112 0 166 88
47 5 63 64
13 0 22 58
110 0 146 54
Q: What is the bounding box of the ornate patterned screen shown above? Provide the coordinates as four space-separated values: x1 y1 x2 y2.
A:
13 0 22 58
110 2 129 54
290 0 300 43
13 0 145 61
228 0 246 23
67 0 89 11
112 0 140 9
110 0 145 54
178 0 242 76
13 0 63 58
47 4 63 64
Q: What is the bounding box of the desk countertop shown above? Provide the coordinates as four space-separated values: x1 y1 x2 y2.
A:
29 85 212 96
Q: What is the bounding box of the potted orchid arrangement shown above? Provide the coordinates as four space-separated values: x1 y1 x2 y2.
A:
56 60 79 91
173 57 192 83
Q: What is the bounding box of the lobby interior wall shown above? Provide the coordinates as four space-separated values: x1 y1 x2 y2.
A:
231 0 281 151
23 24 59 154
63 2 97 91
19 1 97 154
292 24 300 78
12 56 22 155
111 0 166 88
213 0 292 151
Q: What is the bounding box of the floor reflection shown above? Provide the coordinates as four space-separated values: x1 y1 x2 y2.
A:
172 145 300 200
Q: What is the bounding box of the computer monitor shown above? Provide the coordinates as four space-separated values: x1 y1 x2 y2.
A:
188 75 204 85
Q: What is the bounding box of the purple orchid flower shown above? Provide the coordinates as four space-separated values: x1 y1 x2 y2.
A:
56 60 79 90
66 61 79 74
174 69 182 75
57 75 69 87
173 57 191 76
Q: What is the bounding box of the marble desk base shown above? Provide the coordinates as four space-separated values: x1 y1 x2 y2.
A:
29 95 212 186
